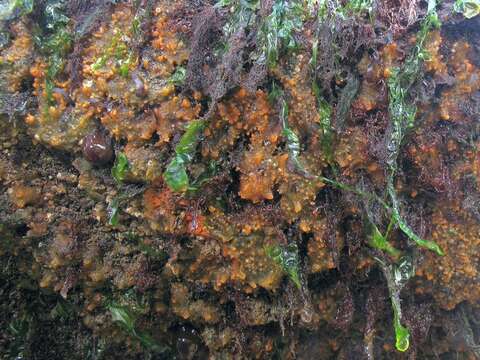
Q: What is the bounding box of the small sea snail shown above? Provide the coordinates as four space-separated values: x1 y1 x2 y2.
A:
82 129 114 165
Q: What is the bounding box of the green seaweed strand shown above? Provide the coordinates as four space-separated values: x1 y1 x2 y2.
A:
269 83 311 177
386 1 444 256
163 119 207 192
280 98 309 175
453 0 480 18
107 303 168 353
265 243 302 289
375 255 415 352
32 2 73 106
368 222 401 258
318 174 444 256
259 0 303 69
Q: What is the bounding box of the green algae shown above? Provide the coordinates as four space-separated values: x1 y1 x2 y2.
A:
265 243 302 289
164 119 207 192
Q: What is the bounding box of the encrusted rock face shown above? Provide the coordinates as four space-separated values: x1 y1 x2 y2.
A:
415 201 480 310
1 0 480 359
